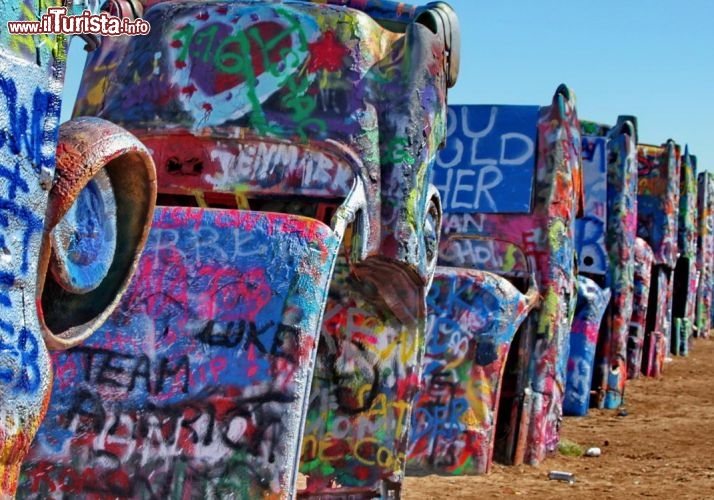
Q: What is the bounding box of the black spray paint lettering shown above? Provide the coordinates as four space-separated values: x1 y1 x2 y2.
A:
61 390 294 471
53 396 290 497
195 319 301 363
75 346 190 396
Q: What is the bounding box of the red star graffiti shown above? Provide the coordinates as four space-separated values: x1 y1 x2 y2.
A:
307 31 348 73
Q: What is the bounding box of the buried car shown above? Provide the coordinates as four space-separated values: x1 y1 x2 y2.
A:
565 117 638 414
20 0 459 498
636 141 681 377
0 1 156 497
407 85 582 474
695 172 714 337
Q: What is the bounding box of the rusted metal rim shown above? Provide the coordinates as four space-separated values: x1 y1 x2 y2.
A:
37 116 157 350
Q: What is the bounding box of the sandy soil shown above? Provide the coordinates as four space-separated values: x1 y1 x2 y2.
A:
403 338 714 500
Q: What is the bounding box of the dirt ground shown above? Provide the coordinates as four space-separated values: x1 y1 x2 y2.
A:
403 337 714 499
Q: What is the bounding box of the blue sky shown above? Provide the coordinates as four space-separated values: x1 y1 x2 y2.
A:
425 0 714 171
61 0 713 170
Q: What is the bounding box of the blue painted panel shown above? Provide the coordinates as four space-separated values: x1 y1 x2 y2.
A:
431 105 539 214
22 207 341 498
575 135 608 275
564 276 610 416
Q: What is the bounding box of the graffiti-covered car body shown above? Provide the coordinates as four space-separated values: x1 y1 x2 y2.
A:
406 102 542 476
628 237 655 378
21 0 459 497
636 141 681 376
597 118 638 406
563 275 610 416
407 268 537 475
0 1 156 497
565 117 638 413
565 126 609 416
671 147 698 355
408 85 582 473
695 172 714 337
